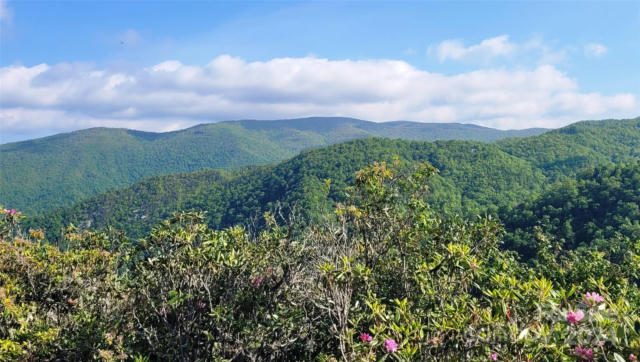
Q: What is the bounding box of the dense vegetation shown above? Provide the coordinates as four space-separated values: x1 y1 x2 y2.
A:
2 161 639 360
497 118 640 181
24 117 640 242
502 163 640 259
28 138 546 240
0 117 545 214
2 117 640 359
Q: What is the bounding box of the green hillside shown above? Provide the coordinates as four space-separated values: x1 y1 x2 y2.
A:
23 116 640 241
497 117 640 180
29 138 546 239
0 117 546 214
24 117 640 240
502 162 640 258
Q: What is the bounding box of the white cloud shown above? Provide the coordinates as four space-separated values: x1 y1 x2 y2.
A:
433 35 575 66
584 43 608 58
436 35 516 62
0 55 638 141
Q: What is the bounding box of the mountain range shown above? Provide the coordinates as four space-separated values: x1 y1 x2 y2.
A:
24 117 640 241
0 117 547 214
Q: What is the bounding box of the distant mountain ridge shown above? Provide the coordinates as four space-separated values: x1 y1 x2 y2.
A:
0 117 547 214
27 117 640 240
29 137 547 239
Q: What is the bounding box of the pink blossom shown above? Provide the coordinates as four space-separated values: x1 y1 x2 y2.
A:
384 338 398 352
359 333 372 342
566 310 585 324
251 276 264 287
573 346 594 360
490 352 498 360
583 292 605 306
630 354 637 361
198 301 206 309
9 209 15 215
471 262 479 269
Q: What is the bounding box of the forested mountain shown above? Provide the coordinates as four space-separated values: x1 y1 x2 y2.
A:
502 162 640 258
0 117 546 214
30 138 545 239
497 118 640 180
25 117 640 241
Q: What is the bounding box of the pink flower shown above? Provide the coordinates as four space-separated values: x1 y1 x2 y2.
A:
9 209 15 215
384 338 398 352
490 352 498 360
566 310 585 324
573 346 594 360
630 354 637 361
198 301 206 309
359 333 372 342
583 292 605 306
251 276 264 287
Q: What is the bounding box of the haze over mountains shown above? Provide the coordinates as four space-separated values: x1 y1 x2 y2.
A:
0 117 546 214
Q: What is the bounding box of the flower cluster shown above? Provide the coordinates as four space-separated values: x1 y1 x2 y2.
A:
573 346 594 361
384 338 398 352
582 292 605 307
251 276 264 287
566 310 585 325
358 333 398 353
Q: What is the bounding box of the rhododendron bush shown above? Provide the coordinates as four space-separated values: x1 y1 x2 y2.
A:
1 161 639 360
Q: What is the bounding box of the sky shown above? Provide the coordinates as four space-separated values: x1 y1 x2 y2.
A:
1 0 639 143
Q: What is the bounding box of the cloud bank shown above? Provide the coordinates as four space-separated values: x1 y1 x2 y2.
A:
1 55 638 142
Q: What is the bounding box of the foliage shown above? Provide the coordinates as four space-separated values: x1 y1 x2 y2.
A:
503 163 640 258
2 161 638 360
1 117 545 214
497 117 640 182
20 117 640 243
27 138 546 240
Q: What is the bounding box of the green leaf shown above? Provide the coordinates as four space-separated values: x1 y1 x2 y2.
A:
613 352 625 362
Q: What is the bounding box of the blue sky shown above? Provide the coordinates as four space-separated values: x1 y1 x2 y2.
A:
1 0 639 143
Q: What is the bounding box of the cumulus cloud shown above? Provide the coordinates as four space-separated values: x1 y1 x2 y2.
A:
584 43 608 58
435 35 516 62
1 55 638 142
